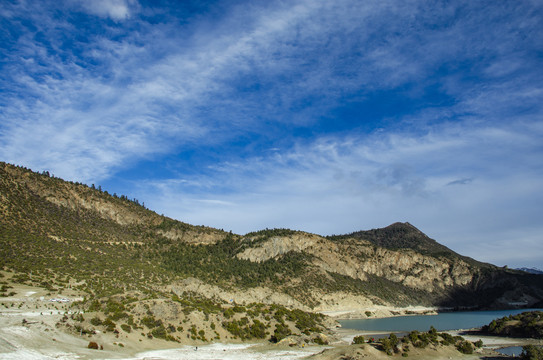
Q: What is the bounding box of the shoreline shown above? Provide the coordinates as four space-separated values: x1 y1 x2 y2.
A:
323 305 542 320
321 305 441 320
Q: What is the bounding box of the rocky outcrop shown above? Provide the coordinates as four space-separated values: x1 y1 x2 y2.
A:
237 233 476 294
237 233 321 262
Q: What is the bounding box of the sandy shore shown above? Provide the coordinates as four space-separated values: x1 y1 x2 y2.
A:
321 305 440 319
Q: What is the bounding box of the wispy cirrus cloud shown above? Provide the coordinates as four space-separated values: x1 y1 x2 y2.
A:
72 0 139 20
2 0 541 181
1 0 542 267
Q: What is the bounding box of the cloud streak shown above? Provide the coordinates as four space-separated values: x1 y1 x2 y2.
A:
73 0 138 20
1 0 542 267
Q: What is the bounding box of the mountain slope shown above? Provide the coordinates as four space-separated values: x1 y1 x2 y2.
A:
1 161 543 319
236 225 543 309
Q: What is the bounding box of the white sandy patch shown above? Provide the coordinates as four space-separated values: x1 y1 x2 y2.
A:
24 292 37 297
121 343 324 360
0 310 70 317
0 349 80 360
446 331 529 348
2 326 32 339
333 328 393 344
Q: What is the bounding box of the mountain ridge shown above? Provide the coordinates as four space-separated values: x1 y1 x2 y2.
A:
328 222 489 268
517 268 543 275
1 160 543 344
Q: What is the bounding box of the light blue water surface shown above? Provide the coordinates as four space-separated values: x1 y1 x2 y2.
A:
338 309 543 332
495 346 523 356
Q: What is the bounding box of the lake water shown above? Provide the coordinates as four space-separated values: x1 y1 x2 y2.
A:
495 346 523 356
338 308 542 332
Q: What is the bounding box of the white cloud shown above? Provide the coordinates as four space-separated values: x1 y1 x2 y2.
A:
73 0 138 20
4 0 541 183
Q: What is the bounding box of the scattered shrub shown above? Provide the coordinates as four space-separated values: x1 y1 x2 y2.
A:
270 323 291 343
141 315 162 329
87 300 101 312
151 325 167 339
521 345 543 360
456 340 474 354
352 335 365 344
102 318 116 332
90 317 102 326
313 336 328 345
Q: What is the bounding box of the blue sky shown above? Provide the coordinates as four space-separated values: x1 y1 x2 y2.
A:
1 0 543 269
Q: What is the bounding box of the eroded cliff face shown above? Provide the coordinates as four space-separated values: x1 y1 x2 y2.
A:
238 233 322 262
237 233 476 294
168 277 387 316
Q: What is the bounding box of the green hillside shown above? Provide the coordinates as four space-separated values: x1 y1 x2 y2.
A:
1 160 543 345
0 162 435 306
481 311 543 338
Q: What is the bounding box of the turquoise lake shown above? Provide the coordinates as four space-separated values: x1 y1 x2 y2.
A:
338 309 542 332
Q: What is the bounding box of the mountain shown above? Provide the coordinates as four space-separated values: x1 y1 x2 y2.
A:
1 161 543 343
330 222 454 254
517 268 543 275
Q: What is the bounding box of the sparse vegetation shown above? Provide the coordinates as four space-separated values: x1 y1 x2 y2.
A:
352 335 365 344
366 328 482 357
521 345 543 360
456 339 474 354
481 311 543 339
